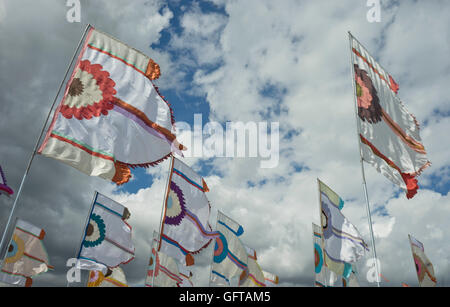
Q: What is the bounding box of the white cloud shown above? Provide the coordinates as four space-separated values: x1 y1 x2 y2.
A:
167 0 450 286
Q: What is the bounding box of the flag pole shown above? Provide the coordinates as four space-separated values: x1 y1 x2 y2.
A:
152 153 174 287
66 190 98 287
0 24 92 262
156 153 175 252
348 31 381 287
316 179 329 287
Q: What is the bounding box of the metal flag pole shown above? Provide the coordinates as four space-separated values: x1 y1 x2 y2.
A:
156 153 174 252
66 190 98 287
0 24 92 262
315 179 326 287
348 31 381 287
151 153 175 287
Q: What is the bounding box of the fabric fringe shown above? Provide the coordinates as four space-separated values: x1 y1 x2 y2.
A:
152 85 176 127
121 152 172 170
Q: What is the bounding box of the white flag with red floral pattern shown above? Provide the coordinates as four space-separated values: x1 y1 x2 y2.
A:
38 27 184 185
350 33 430 199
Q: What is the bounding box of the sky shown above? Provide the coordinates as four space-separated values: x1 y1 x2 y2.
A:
0 0 449 287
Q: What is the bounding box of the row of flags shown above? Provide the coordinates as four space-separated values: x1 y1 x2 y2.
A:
0 179 436 287
313 179 437 287
0 26 436 287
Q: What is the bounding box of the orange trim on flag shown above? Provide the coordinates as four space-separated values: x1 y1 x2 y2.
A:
112 98 178 143
360 134 419 199
381 110 426 154
352 48 398 93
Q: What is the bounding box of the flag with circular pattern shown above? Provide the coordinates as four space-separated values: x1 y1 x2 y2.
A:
409 235 436 287
0 219 53 287
76 192 134 275
38 27 184 186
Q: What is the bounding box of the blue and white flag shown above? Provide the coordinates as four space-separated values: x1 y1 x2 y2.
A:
159 157 217 266
210 211 248 286
318 179 368 277
76 192 135 274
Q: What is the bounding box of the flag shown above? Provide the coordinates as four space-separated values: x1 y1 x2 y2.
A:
0 165 13 196
409 235 436 287
262 271 279 287
87 267 128 287
159 157 217 266
146 232 182 287
318 179 368 278
239 246 266 287
343 267 360 287
38 27 184 185
178 266 194 287
210 211 248 286
350 33 430 199
313 223 330 287
76 192 134 274
0 219 53 287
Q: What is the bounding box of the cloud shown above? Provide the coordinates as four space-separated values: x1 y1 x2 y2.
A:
166 0 450 286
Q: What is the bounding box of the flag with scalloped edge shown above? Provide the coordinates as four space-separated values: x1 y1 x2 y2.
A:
38 27 184 185
158 157 217 267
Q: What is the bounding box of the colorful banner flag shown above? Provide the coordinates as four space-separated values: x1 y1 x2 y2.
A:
159 157 217 266
350 33 430 199
0 165 13 196
0 219 53 287
210 211 248 286
178 266 194 287
318 179 368 278
239 246 266 287
343 267 360 287
409 235 437 287
313 223 330 287
76 192 134 274
38 27 184 185
262 270 279 287
146 231 182 287
87 267 128 287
